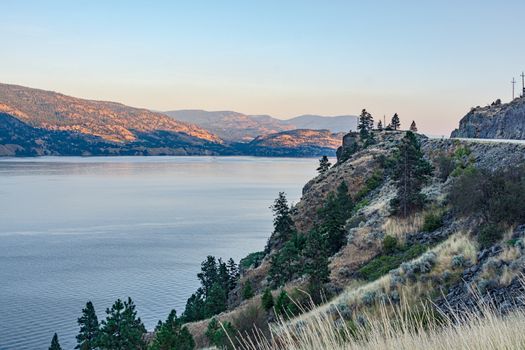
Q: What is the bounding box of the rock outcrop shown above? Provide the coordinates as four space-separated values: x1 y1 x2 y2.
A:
451 96 525 139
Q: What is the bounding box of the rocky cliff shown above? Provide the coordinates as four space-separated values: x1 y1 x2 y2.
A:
451 96 525 139
185 130 525 348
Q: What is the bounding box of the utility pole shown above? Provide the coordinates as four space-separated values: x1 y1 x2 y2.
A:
521 72 525 97
512 77 516 100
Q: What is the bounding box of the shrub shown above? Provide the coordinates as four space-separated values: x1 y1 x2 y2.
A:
261 288 274 311
382 235 398 254
355 170 384 201
242 281 254 300
478 223 503 249
422 211 444 232
358 244 427 281
239 251 265 270
206 318 236 349
451 254 468 269
436 154 456 181
449 165 525 226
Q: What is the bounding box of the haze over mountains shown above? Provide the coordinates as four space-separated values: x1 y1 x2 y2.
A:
164 110 357 142
0 83 352 157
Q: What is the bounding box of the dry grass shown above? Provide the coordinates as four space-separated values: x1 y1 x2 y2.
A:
382 214 425 243
233 295 525 350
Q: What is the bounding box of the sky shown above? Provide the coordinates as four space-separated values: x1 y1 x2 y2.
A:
1 0 525 135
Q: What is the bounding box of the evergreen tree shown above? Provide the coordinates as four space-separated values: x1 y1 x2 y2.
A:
318 181 353 254
49 333 62 350
182 290 205 322
410 120 418 132
204 282 227 317
303 229 330 303
98 298 146 350
274 290 297 318
261 288 274 311
390 131 433 217
242 280 254 300
316 156 331 174
75 301 99 350
265 192 296 253
150 309 195 350
268 233 305 287
226 258 239 290
377 120 383 131
358 109 374 138
217 258 231 291
391 113 401 130
197 256 219 297
206 318 236 350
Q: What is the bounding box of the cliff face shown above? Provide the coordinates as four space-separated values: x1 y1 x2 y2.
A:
451 97 525 139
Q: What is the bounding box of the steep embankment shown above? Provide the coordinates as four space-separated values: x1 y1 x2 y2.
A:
185 131 525 348
451 96 525 139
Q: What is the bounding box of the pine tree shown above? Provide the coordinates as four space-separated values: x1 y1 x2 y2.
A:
358 109 374 138
197 256 218 297
182 290 205 322
204 282 227 317
75 301 99 350
150 309 195 350
274 290 296 318
318 181 353 254
390 131 433 217
391 113 401 130
226 258 239 290
97 298 146 350
242 280 254 300
217 258 231 291
261 288 274 311
377 120 383 131
49 333 62 350
410 120 418 132
303 229 330 303
265 192 296 252
316 156 331 174
268 233 305 287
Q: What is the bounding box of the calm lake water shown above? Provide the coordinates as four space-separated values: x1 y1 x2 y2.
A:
0 156 317 350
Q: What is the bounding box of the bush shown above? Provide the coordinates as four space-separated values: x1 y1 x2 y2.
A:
436 154 456 181
422 211 444 232
449 165 525 226
261 288 274 311
242 281 254 300
358 244 427 281
206 318 236 349
355 170 384 200
478 223 503 249
239 251 265 270
382 235 398 254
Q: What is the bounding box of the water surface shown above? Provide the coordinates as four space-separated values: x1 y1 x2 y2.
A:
0 156 317 350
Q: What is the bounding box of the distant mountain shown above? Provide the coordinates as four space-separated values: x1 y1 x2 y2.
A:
283 114 358 133
235 129 345 157
164 109 357 142
0 83 220 143
451 97 525 139
0 112 234 156
0 83 348 157
164 110 293 141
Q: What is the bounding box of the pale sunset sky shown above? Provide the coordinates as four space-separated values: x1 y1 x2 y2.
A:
2 0 525 135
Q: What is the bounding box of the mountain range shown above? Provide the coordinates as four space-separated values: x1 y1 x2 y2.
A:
0 83 355 157
164 110 357 142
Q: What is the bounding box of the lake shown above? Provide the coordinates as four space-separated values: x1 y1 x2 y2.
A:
0 156 318 350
